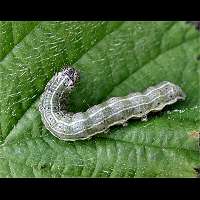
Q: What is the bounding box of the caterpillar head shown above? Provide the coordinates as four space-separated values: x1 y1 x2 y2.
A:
60 67 80 88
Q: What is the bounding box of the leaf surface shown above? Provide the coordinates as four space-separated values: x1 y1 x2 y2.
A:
0 21 199 177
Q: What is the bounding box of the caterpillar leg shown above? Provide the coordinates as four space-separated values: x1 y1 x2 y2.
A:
122 122 128 127
141 115 148 122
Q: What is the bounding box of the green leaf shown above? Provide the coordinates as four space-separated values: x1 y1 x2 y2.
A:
0 21 199 177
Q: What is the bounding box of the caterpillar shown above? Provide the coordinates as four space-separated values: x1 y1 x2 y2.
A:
39 67 186 141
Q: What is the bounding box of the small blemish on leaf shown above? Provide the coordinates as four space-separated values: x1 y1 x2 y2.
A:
189 130 200 139
188 131 200 149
